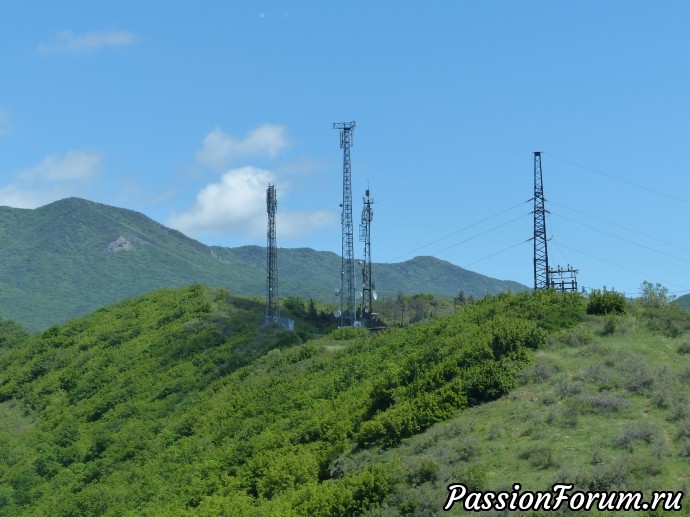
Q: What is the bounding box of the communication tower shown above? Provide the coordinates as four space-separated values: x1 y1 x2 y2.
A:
333 121 357 326
533 152 550 290
359 187 375 326
264 184 279 325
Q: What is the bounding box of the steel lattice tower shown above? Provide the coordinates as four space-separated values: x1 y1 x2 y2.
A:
359 187 374 326
333 121 356 326
264 184 279 325
533 152 550 290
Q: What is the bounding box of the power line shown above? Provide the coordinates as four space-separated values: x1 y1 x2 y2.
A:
551 200 690 255
384 200 529 263
463 239 529 268
544 152 690 206
552 212 690 266
431 212 531 257
555 242 690 291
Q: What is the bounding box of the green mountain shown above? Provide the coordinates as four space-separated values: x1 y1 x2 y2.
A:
1 288 688 515
674 293 690 310
0 198 527 330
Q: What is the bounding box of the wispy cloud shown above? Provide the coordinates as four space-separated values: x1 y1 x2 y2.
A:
19 150 102 182
37 30 136 55
196 124 290 170
0 150 102 208
168 166 336 239
0 110 11 135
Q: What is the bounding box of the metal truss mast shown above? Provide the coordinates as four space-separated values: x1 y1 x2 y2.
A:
264 184 279 325
333 121 357 326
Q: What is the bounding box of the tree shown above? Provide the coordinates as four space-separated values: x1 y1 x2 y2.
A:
639 281 674 308
283 296 306 318
306 299 318 322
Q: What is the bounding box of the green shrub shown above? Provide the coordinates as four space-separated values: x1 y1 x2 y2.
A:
518 444 558 469
677 342 690 355
587 289 626 315
614 421 659 449
458 464 487 491
407 458 439 485
602 315 618 335
557 327 594 347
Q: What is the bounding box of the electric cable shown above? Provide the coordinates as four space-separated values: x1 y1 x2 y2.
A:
544 152 690 206
555 242 690 291
384 200 529 263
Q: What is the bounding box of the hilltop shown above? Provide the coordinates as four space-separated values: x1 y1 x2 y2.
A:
1 287 689 515
0 197 526 330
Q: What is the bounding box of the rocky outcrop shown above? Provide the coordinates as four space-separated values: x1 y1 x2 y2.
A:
105 236 134 252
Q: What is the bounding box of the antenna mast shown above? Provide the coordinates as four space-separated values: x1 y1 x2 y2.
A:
264 184 279 325
333 121 357 326
533 152 550 290
359 187 374 326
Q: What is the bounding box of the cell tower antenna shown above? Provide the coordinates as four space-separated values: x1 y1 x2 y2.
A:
533 152 550 290
359 186 374 327
333 121 357 326
264 183 279 325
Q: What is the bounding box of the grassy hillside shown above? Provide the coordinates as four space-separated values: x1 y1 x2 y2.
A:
349 303 690 515
4 286 684 515
0 287 567 515
0 198 527 331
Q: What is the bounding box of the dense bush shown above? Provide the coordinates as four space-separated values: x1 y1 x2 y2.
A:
586 289 626 315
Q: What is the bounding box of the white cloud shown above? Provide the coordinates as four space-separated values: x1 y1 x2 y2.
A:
19 150 102 182
278 211 339 238
169 166 275 236
0 150 102 209
0 185 54 209
196 124 290 170
168 166 337 239
37 30 136 55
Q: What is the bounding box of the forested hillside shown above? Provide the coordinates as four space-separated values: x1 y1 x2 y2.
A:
0 287 572 515
3 286 687 515
0 197 526 331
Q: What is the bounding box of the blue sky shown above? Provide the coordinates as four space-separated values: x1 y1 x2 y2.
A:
1 1 690 296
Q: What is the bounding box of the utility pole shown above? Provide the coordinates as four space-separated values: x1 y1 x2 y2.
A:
334 121 357 326
533 152 549 290
264 184 279 325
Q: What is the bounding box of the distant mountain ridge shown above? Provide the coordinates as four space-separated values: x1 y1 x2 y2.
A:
0 197 527 330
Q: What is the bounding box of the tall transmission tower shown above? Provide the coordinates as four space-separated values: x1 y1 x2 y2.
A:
359 187 374 327
532 152 579 292
264 184 279 326
333 121 357 326
533 151 550 290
